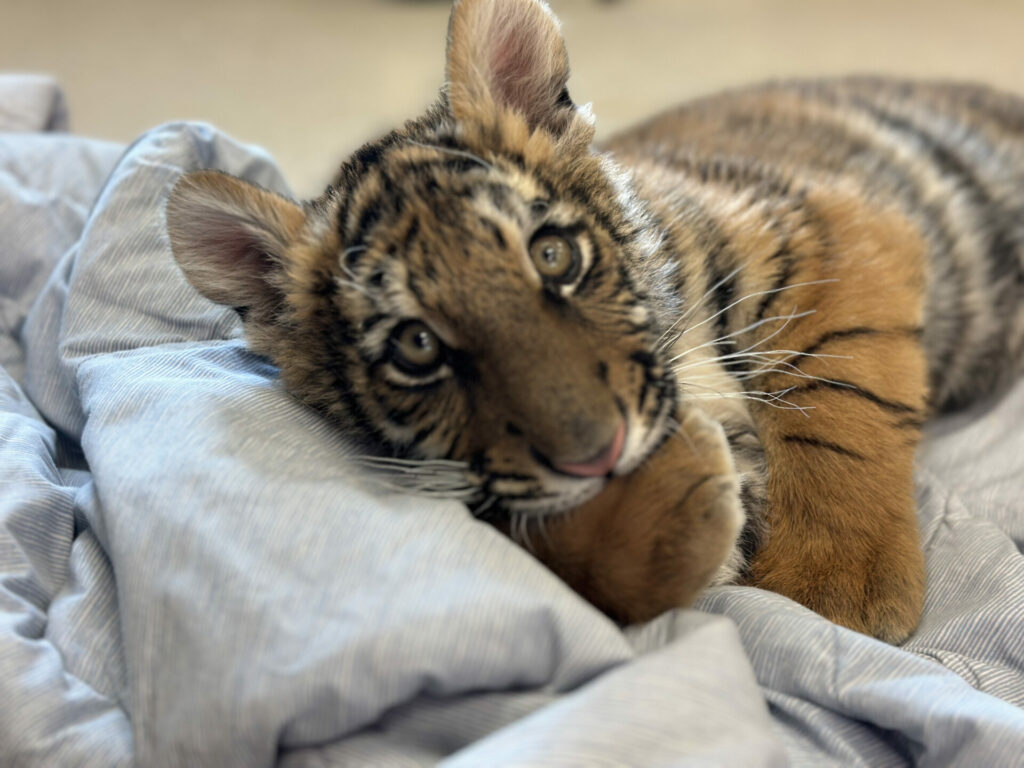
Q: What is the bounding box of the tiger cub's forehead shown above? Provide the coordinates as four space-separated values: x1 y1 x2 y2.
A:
338 156 584 294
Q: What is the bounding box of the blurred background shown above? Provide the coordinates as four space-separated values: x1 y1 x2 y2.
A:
3 0 1023 197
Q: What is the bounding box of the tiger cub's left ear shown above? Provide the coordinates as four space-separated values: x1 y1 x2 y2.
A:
166 170 305 312
446 0 588 135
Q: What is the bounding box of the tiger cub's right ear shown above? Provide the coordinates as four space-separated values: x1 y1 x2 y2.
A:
166 170 305 310
446 0 586 137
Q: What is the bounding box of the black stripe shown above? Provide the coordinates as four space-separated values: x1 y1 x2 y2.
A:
487 183 514 216
481 218 507 249
385 400 425 427
705 246 737 359
411 422 438 445
399 156 488 177
853 99 1023 399
485 471 540 483
448 348 480 385
406 271 427 306
636 379 651 413
754 196 824 324
791 90 969 385
798 326 881 357
791 325 922 363
573 264 600 297
361 313 389 334
350 195 383 245
334 131 404 238
402 216 420 249
754 254 795 323
856 101 1024 288
788 379 920 414
528 165 627 246
782 434 865 460
573 239 605 297
382 378 443 394
737 483 767 567
320 322 392 451
629 350 657 368
963 87 1024 134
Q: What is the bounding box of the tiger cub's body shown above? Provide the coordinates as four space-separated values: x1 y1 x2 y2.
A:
567 78 1024 637
167 0 1024 644
612 78 1024 415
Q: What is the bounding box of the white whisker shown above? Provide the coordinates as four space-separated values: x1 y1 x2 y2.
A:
346 454 482 499
474 495 499 516
660 278 838 353
518 513 536 553
666 414 697 453
335 277 371 297
678 379 813 415
668 307 816 364
349 455 468 469
535 513 554 549
656 264 746 350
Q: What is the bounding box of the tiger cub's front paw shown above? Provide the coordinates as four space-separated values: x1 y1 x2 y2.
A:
748 512 925 644
531 406 744 624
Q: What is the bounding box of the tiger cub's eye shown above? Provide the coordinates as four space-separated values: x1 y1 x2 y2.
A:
392 321 443 374
529 233 578 282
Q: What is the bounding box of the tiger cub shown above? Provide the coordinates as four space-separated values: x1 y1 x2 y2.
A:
166 0 1024 643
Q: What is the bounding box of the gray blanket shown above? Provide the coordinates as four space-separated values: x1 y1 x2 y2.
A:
2 78 1023 767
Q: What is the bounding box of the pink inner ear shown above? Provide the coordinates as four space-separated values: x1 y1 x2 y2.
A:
205 226 274 276
489 25 550 120
180 215 279 306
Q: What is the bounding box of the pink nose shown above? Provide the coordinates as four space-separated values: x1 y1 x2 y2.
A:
554 422 626 478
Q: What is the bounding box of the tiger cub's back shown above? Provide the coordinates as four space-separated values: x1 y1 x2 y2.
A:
604 78 1024 413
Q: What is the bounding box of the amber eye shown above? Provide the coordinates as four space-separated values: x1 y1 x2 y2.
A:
391 321 444 374
529 232 579 282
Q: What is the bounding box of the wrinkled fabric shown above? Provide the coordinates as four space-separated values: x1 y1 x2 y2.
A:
2 81 1023 767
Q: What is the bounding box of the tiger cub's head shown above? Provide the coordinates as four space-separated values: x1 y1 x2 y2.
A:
167 0 677 515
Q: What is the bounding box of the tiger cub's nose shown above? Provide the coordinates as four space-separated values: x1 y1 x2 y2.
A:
553 421 626 478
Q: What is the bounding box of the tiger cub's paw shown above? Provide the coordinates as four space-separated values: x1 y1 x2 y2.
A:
750 527 926 644
535 406 744 624
777 569 924 644
832 547 925 644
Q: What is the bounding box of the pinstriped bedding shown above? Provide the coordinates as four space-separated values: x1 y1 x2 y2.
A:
2 77 1023 767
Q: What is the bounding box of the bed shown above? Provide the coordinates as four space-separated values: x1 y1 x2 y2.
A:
2 76 1023 767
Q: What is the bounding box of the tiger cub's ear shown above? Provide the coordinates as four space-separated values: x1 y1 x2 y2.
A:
446 0 586 135
166 170 305 310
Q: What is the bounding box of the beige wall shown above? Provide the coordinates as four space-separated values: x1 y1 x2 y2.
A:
3 0 1023 196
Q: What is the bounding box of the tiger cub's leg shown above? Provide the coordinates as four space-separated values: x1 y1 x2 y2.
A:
739 198 930 643
746 362 927 643
519 407 743 625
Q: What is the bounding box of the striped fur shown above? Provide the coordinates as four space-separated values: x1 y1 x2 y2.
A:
166 0 1024 642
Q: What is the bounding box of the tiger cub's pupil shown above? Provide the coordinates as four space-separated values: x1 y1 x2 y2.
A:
392 322 443 374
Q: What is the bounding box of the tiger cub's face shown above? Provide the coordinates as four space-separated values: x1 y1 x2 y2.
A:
167 0 677 515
